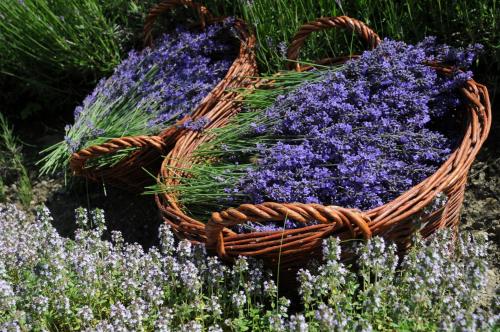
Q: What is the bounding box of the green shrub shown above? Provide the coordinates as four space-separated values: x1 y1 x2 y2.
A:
0 113 32 206
0 204 496 331
0 0 122 84
0 0 155 118
215 0 498 98
229 0 500 71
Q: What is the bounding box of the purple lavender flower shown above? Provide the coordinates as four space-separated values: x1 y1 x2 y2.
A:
181 116 210 132
278 41 287 58
234 217 314 233
69 20 237 151
212 38 480 228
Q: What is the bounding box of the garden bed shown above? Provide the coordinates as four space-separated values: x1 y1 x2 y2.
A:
0 0 498 329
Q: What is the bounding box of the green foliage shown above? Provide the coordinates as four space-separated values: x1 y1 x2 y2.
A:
213 0 498 97
0 0 122 85
0 113 32 206
17 168 32 207
0 0 155 118
226 0 500 71
0 177 5 203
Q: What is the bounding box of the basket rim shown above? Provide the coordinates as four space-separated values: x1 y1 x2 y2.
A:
154 15 491 264
156 61 491 247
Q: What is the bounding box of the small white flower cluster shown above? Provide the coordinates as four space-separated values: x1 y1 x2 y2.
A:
295 233 498 331
0 203 496 331
0 204 280 330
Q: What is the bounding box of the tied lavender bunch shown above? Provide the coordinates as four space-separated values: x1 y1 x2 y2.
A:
40 19 238 174
241 38 476 209
156 37 482 232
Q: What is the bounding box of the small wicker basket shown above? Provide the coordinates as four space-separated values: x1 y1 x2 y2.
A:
69 0 257 192
155 16 491 271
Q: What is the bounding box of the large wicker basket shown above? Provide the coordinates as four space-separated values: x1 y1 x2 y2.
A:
155 16 492 271
69 0 257 192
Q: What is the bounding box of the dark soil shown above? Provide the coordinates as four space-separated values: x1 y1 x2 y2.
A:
3 119 163 250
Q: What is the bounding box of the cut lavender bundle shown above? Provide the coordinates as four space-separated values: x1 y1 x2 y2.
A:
40 19 238 174
153 37 482 233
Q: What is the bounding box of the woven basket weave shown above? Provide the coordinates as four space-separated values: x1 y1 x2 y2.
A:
155 16 492 270
69 0 257 192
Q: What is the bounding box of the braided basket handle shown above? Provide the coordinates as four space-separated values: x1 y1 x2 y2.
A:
144 0 215 47
69 135 166 175
205 202 372 259
287 16 381 71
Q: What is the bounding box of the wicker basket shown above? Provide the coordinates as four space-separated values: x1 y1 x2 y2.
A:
69 0 257 192
155 16 492 270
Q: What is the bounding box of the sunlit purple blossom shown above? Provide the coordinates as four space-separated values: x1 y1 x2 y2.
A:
77 306 94 325
208 324 224 332
158 224 175 256
263 279 277 297
207 296 223 316
180 321 202 332
0 279 16 311
269 314 286 331
217 38 480 227
66 20 237 152
289 314 308 332
176 240 193 261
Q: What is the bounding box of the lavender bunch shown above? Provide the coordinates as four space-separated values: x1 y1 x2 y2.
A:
40 19 238 174
157 37 481 232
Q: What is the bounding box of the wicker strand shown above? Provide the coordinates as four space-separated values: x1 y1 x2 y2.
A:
206 203 371 259
287 16 381 71
70 136 166 175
